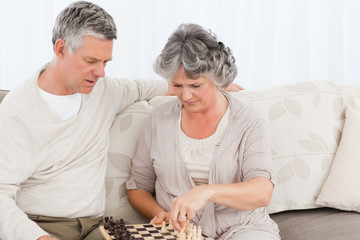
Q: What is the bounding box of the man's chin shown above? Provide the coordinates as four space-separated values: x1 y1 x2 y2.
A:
79 86 95 94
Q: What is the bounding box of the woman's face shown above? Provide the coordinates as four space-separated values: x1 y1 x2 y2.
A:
171 67 219 114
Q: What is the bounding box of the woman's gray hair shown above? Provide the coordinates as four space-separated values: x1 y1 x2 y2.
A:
154 23 237 88
52 1 117 54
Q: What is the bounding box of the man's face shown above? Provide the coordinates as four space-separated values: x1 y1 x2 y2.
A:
60 35 113 94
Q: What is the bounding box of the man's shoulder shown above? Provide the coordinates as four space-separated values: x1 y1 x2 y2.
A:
1 79 36 106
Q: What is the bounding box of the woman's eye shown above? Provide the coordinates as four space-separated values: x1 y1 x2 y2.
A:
173 84 182 88
192 85 200 88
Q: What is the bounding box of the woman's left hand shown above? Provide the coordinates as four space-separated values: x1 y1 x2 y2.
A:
169 186 212 231
150 210 170 225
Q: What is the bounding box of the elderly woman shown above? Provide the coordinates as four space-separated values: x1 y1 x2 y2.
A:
126 23 280 240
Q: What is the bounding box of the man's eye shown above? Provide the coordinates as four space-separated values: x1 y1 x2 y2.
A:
173 84 182 88
192 85 200 88
86 59 96 64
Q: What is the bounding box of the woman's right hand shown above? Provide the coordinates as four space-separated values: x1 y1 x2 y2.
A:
150 210 170 225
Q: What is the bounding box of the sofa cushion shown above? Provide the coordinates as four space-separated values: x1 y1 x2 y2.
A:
315 108 360 212
106 101 151 223
231 81 346 214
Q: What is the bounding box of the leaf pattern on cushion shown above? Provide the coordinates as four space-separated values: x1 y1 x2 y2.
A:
283 98 302 116
105 179 114 197
299 132 328 152
309 133 328 151
118 182 126 199
293 158 310 181
277 158 311 184
268 98 302 121
108 152 131 173
299 140 326 152
119 114 133 133
268 101 286 121
277 161 294 184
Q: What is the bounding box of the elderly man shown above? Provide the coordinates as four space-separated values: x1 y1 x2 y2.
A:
0 1 168 239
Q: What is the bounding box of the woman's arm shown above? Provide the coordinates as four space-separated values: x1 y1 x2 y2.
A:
170 177 273 231
127 189 169 224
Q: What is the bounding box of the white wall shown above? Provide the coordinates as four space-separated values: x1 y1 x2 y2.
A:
1 0 360 90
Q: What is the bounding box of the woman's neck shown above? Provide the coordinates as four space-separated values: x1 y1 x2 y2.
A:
181 92 229 139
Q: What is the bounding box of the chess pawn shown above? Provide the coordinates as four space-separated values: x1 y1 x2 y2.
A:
161 221 167 233
192 226 197 236
197 226 202 240
191 226 197 240
191 233 197 240
185 221 192 234
179 228 186 240
187 225 193 238
168 220 173 229
187 232 193 240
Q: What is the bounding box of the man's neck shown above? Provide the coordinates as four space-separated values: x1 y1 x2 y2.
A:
38 63 75 96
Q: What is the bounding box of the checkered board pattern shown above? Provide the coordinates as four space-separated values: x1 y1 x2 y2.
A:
100 223 178 240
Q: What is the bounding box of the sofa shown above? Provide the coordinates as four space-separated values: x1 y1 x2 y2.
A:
1 80 360 240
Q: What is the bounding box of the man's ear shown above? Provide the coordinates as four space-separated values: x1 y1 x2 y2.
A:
54 39 67 59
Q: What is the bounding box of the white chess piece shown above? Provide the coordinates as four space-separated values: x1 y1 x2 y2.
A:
185 221 192 234
179 228 186 240
191 226 197 240
197 226 202 240
161 221 167 233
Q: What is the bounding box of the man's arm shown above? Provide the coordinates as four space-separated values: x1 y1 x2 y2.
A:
0 109 49 240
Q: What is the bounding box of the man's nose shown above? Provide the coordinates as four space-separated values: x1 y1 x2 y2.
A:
94 62 106 77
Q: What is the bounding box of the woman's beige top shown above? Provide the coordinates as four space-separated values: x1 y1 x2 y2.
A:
127 93 279 240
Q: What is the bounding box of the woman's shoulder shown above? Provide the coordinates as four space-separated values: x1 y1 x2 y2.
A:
151 97 181 115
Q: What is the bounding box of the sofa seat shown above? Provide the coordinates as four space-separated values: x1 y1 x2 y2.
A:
270 208 360 240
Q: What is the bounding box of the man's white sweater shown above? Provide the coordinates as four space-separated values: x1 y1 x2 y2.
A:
0 69 167 240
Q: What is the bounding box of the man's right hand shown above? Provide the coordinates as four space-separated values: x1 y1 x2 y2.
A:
38 235 59 240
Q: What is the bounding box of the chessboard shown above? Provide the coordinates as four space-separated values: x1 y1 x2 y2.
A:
99 216 202 240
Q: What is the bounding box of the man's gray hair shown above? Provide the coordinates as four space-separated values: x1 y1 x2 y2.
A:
52 1 117 54
154 23 237 88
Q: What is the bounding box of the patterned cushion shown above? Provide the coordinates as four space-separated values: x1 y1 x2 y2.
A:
106 101 151 223
230 81 354 213
315 107 360 212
